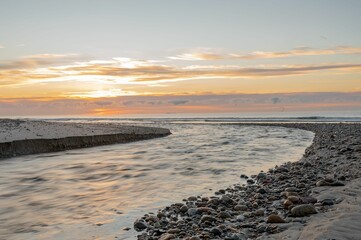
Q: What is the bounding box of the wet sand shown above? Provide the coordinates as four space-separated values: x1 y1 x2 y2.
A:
136 122 361 240
0 119 171 159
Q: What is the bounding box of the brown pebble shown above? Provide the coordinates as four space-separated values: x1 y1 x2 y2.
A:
267 214 286 223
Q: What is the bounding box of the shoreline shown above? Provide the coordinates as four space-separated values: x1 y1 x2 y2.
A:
135 122 361 240
0 119 171 159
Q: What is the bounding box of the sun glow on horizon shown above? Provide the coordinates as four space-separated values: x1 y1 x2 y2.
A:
0 1 360 116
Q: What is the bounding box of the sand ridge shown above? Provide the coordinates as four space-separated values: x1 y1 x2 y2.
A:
0 119 171 159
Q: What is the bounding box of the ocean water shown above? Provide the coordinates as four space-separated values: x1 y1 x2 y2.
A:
0 120 314 240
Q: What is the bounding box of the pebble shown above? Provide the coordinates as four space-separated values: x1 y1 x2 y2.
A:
234 204 248 211
287 196 300 204
187 208 198 216
246 179 255 184
210 226 222 235
291 204 317 217
236 214 245 222
188 196 197 201
267 214 286 223
300 196 317 204
254 208 264 216
218 211 232 218
180 205 188 213
134 219 147 231
320 199 334 205
189 237 201 240
258 188 267 194
200 215 217 223
159 233 175 240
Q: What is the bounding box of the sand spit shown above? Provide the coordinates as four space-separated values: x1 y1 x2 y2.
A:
135 123 361 240
0 119 171 159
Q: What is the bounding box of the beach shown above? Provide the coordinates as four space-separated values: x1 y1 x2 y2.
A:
0 119 171 159
0 120 360 240
135 122 361 240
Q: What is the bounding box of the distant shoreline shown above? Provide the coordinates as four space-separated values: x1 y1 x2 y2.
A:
0 119 171 159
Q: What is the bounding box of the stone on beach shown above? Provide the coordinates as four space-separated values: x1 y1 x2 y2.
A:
267 214 286 223
134 219 148 231
291 204 317 217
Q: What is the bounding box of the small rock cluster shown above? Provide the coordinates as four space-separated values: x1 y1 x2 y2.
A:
132 123 361 239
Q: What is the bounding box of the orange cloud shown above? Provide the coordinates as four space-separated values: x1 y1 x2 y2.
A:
1 92 360 116
1 56 360 87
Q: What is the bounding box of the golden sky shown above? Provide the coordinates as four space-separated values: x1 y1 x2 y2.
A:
1 1 361 116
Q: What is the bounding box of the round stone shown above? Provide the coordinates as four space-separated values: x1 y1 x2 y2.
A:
267 214 286 223
291 204 317 217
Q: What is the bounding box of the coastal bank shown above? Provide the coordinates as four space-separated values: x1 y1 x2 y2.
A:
0 119 171 159
135 122 361 240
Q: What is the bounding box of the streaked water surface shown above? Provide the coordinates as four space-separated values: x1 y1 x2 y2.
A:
0 120 314 239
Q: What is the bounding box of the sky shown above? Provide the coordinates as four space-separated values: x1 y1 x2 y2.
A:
0 0 360 117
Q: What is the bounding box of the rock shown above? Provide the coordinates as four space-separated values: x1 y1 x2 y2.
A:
159 233 175 240
210 227 222 236
236 214 245 222
287 196 300 204
200 215 217 223
285 187 298 192
316 179 345 187
316 180 329 186
283 199 293 208
234 204 248 211
291 204 317 217
180 205 188 213
285 191 298 197
208 198 220 205
330 181 345 186
257 172 267 180
267 214 286 223
197 207 213 213
246 179 255 184
189 237 201 240
167 228 180 234
221 195 233 204
300 196 317 204
187 208 198 216
218 211 232 218
157 212 166 218
134 219 147 231
257 188 267 194
320 199 334 205
303 161 312 167
123 227 131 231
188 196 197 201
254 208 264 216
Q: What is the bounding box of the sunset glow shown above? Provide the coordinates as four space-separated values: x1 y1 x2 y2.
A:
1 1 360 116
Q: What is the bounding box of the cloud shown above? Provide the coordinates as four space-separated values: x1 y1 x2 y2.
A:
169 53 224 61
271 97 281 104
93 101 113 106
1 55 360 89
168 100 189 105
0 53 82 70
1 92 360 116
62 89 136 98
169 46 361 61
0 45 4 49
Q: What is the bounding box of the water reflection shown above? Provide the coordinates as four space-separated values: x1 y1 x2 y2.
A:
0 124 314 240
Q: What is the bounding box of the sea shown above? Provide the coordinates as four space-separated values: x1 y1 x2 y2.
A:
0 113 360 240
